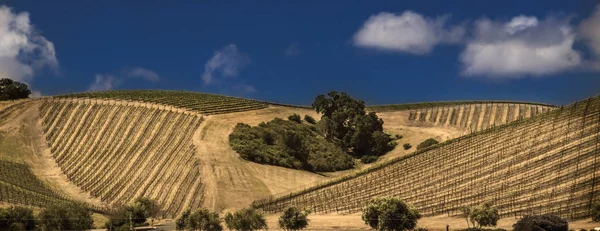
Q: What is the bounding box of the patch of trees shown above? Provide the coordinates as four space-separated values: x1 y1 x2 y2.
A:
105 197 160 230
0 78 31 101
361 197 421 231
513 214 568 231
176 207 268 231
278 207 310 231
229 118 354 171
417 138 439 150
460 203 500 229
0 203 93 231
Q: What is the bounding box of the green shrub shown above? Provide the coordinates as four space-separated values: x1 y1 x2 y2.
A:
225 208 267 231
395 134 403 140
513 214 568 231
288 114 302 123
592 202 600 222
0 206 36 230
304 115 316 124
403 143 412 150
417 138 439 150
39 203 93 231
229 118 354 171
278 207 310 231
469 203 499 228
361 155 379 164
362 198 421 231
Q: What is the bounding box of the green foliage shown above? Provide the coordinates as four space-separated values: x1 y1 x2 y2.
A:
38 203 93 231
229 118 354 171
186 208 223 231
0 206 36 230
417 138 439 150
176 210 191 230
361 155 379 164
468 203 499 228
513 214 568 231
304 115 316 124
224 208 267 231
0 78 31 101
456 228 507 231
361 198 421 231
395 134 403 140
133 197 160 227
403 143 412 150
288 114 302 123
105 198 157 230
278 207 310 231
592 202 600 222
312 91 395 157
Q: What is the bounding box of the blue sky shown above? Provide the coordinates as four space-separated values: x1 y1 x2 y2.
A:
1 1 600 106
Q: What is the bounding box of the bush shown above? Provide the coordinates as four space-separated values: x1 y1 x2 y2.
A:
39 203 93 231
278 207 310 231
229 118 354 172
133 197 160 227
592 202 600 222
395 134 403 140
361 155 379 164
188 208 222 231
417 138 438 150
304 115 316 124
288 114 302 123
469 203 499 228
513 214 568 231
403 143 412 150
362 198 421 231
0 206 36 230
224 208 267 231
0 78 31 100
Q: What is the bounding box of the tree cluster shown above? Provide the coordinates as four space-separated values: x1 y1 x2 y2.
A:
176 208 223 231
460 203 500 228
312 91 396 157
105 197 160 230
0 78 31 101
278 207 310 231
0 203 93 231
361 197 421 231
513 214 568 231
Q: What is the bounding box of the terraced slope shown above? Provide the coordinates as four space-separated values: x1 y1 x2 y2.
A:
368 100 555 112
254 95 600 220
56 90 268 115
40 98 204 217
0 160 75 207
406 103 556 132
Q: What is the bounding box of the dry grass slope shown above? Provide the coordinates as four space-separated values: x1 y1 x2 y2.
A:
40 99 204 217
254 95 600 220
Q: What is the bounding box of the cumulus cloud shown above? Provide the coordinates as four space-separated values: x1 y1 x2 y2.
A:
88 74 116 92
284 42 302 56
353 11 465 54
202 44 247 84
0 6 57 83
127 67 160 82
460 15 581 78
579 6 600 70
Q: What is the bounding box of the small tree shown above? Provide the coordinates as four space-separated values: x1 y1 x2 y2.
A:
362 198 421 231
592 202 600 222
288 114 302 123
134 197 160 227
0 206 36 230
469 203 499 228
416 138 438 150
39 203 93 231
278 207 309 231
186 208 222 231
224 207 267 231
176 210 191 230
0 78 31 100
513 214 568 231
304 115 316 124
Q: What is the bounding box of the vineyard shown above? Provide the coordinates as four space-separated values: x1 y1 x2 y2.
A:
55 90 269 115
39 98 204 217
406 103 556 132
253 95 600 220
0 160 75 208
367 100 556 112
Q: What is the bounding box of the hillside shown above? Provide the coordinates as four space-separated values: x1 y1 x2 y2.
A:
254 95 600 220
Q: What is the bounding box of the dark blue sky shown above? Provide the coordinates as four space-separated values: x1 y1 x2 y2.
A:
3 0 600 106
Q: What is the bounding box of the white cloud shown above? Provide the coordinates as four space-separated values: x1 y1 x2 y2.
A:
0 6 57 83
460 15 581 78
202 44 247 84
88 74 116 92
353 11 465 54
579 6 600 70
284 42 302 56
127 67 160 82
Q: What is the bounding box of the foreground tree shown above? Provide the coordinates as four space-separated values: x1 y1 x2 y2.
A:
38 203 93 231
0 78 31 100
468 203 500 228
0 206 36 230
312 91 395 156
513 214 568 231
278 207 310 231
187 208 222 231
362 198 421 231
133 197 160 227
224 207 268 231
592 202 600 222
